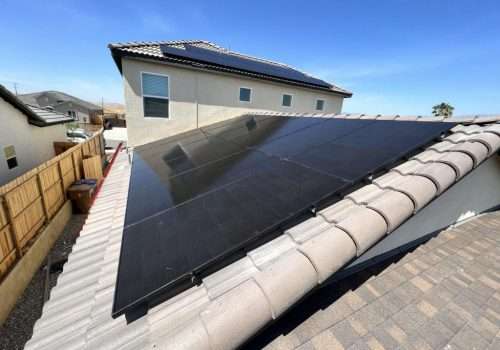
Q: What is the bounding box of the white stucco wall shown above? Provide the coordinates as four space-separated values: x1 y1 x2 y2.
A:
0 97 68 185
122 58 346 146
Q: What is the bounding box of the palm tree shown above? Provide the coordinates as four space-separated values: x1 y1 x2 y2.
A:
432 102 454 118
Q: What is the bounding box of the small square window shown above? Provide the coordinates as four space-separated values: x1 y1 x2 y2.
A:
144 97 169 118
7 157 18 169
239 87 251 102
282 94 292 107
316 99 325 111
4 145 18 170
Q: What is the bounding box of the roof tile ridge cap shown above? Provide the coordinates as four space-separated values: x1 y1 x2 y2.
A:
110 39 204 48
371 180 420 213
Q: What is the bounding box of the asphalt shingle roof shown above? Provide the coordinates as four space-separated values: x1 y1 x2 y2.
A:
25 114 500 350
108 40 352 97
0 84 74 126
18 91 102 111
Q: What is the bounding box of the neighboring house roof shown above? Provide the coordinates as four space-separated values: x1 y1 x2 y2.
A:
18 90 102 112
25 113 500 350
108 40 352 97
246 209 500 349
0 84 74 127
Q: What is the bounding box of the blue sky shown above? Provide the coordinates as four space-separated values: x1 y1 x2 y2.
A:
1 0 499 115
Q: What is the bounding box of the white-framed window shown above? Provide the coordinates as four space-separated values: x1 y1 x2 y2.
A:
141 72 170 118
315 99 325 111
239 87 252 103
4 145 18 170
282 94 293 107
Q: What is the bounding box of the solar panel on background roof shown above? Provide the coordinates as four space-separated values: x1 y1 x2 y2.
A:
160 44 333 88
113 115 454 320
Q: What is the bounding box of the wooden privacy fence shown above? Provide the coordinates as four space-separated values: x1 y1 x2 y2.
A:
0 131 105 278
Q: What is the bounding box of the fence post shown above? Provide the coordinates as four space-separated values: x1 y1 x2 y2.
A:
1 196 23 258
36 173 50 222
57 159 66 200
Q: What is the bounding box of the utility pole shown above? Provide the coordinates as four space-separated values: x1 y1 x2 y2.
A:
13 82 18 95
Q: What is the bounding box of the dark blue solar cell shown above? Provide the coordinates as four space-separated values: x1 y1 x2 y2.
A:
160 44 332 88
113 115 455 320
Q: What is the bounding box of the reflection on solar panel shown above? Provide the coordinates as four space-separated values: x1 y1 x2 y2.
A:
113 115 454 319
160 44 332 88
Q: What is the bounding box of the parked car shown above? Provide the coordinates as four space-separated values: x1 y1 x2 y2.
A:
67 129 91 143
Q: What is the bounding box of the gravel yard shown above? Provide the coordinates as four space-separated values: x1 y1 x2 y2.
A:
0 215 86 350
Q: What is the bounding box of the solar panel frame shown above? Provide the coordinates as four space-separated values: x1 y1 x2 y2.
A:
113 115 455 320
160 44 333 89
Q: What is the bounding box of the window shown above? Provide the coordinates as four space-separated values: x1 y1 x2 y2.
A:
67 110 77 119
142 73 169 118
239 87 251 102
316 99 325 111
282 94 292 107
4 145 18 170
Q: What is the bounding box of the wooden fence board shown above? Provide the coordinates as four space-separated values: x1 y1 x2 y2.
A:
83 155 103 180
0 130 103 279
12 199 44 248
4 177 40 218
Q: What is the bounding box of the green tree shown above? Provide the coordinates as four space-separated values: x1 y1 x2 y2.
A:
432 102 454 118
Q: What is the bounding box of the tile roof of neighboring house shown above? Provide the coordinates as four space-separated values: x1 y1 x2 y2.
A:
25 114 500 350
108 40 352 97
0 84 74 127
18 90 102 111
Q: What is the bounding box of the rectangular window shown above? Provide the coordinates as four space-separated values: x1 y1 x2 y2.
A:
316 99 325 111
4 145 18 170
142 73 169 118
282 94 292 107
239 87 251 102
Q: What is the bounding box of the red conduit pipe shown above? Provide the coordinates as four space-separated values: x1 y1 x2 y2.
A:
90 142 123 206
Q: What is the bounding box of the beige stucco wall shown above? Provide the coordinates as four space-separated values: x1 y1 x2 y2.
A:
0 97 67 185
122 58 346 146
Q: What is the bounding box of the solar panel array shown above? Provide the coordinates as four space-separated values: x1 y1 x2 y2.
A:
160 44 332 88
113 115 454 319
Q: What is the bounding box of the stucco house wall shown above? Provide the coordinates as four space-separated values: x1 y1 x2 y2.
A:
0 96 67 185
122 58 345 146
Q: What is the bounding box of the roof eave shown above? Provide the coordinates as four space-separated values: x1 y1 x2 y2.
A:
109 48 353 98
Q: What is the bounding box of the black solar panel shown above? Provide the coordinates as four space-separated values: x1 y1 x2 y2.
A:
113 115 454 319
160 44 332 88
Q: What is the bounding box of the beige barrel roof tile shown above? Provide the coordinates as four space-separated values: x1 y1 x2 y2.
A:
366 190 415 232
448 141 489 167
319 198 357 223
285 215 332 243
335 206 388 255
298 227 356 283
253 249 317 318
436 151 474 179
200 279 272 350
413 162 457 194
